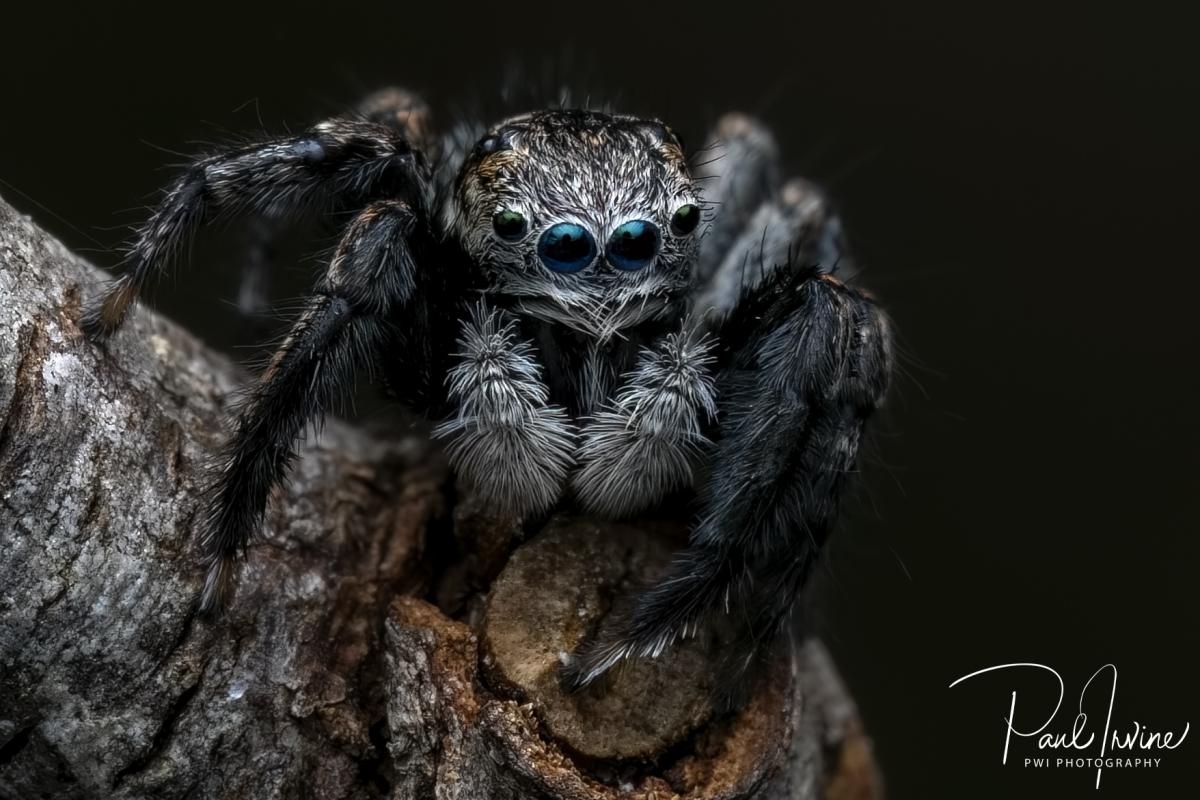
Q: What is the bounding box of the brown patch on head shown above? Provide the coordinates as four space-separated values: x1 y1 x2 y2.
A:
655 139 688 170
642 121 686 160
473 147 525 190
456 110 696 227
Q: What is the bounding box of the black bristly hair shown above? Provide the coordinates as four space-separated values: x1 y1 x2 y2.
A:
81 88 892 700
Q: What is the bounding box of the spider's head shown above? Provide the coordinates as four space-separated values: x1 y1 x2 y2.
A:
451 110 701 339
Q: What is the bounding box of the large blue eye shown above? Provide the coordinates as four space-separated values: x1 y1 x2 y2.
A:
538 223 597 273
606 220 661 271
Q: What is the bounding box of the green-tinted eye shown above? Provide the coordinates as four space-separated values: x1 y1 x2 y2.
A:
492 210 528 241
671 203 700 235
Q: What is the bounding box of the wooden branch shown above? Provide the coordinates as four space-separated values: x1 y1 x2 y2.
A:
0 194 881 799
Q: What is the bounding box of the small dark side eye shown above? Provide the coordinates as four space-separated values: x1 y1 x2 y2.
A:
671 204 701 236
492 210 528 241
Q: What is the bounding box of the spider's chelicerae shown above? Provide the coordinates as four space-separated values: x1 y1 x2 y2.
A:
83 88 892 691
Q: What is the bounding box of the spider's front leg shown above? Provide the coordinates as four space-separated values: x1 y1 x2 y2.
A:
563 267 892 690
82 114 423 340
693 113 852 320
233 88 437 321
199 199 434 610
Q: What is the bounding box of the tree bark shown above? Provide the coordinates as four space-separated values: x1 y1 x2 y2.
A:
0 194 881 800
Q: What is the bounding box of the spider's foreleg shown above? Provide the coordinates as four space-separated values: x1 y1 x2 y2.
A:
694 177 850 320
233 87 437 324
199 200 427 611
563 269 892 690
83 117 424 340
693 112 852 321
693 113 783 286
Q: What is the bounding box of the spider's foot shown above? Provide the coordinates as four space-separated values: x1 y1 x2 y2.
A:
198 553 237 615
81 276 136 342
558 634 637 693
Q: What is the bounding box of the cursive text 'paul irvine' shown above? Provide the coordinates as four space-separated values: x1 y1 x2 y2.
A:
948 663 1188 789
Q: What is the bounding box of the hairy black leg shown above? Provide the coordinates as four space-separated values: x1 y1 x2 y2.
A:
231 87 439 325
693 178 850 321
82 117 424 341
692 113 781 286
563 268 892 689
199 200 425 611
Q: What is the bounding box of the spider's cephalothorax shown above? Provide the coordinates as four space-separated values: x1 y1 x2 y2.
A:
82 89 893 692
452 110 699 340
435 110 714 519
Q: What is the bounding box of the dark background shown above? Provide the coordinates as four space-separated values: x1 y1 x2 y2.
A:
2 2 1196 797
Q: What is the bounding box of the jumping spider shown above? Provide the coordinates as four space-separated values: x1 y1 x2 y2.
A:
83 87 893 690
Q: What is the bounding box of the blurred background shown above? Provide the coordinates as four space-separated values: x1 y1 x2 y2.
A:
1 2 1196 796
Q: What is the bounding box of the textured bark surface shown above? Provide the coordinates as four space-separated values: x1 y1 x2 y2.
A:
0 194 881 800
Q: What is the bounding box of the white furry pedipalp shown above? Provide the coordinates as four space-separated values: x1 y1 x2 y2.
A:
434 305 577 515
571 325 717 517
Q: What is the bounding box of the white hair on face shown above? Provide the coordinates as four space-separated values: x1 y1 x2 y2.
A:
434 304 577 515
448 110 700 341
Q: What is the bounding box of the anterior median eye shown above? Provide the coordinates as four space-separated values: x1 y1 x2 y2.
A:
606 220 661 271
492 209 528 241
670 203 700 236
538 223 597 273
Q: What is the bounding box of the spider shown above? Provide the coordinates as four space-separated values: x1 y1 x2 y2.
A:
82 87 892 691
